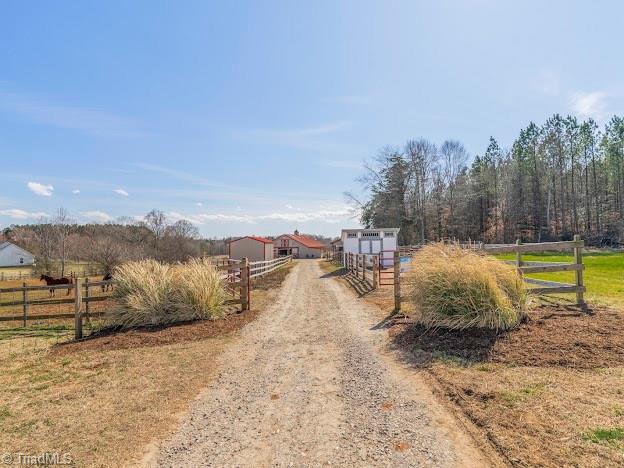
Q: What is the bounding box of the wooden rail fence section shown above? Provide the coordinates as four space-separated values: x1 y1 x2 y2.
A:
345 252 379 289
0 255 293 339
339 237 586 313
476 235 585 305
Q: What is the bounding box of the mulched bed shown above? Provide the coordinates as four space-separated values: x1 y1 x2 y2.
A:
53 265 294 355
52 309 260 355
390 304 624 369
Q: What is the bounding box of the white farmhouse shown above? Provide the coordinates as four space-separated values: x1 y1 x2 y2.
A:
340 228 400 267
0 242 35 267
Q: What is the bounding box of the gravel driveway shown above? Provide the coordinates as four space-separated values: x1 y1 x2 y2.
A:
152 260 491 467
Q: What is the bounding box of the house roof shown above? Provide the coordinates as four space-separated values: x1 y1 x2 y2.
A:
229 236 273 244
330 238 342 244
0 242 34 257
278 234 326 249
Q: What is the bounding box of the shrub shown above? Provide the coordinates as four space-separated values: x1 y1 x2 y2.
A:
107 259 225 329
404 243 527 331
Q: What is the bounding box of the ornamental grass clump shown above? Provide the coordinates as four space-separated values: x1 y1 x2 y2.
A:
107 258 225 329
405 243 527 331
171 258 226 320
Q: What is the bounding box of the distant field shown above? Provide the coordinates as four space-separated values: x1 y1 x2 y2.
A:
496 250 624 307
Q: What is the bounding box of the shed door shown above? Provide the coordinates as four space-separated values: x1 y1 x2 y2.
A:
359 239 371 254
370 239 382 254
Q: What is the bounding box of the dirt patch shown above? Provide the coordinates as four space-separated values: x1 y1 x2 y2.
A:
385 304 624 467
391 304 624 369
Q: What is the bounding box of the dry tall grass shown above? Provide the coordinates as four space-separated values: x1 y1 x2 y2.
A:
171 258 227 320
107 259 225 329
405 243 527 330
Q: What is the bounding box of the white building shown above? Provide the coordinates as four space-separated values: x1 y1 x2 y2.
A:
0 242 35 267
340 228 400 266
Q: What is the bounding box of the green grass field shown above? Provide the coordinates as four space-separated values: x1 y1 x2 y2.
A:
496 250 624 307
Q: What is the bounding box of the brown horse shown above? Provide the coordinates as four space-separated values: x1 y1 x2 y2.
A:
102 273 113 292
40 274 72 296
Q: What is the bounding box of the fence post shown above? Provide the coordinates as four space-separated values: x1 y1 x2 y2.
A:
240 257 250 311
358 254 362 279
85 277 90 318
22 282 28 327
372 255 379 289
74 278 83 340
393 250 401 312
574 234 585 306
515 239 522 270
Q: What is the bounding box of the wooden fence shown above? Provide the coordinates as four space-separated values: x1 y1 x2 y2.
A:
0 255 293 339
475 235 585 305
250 255 293 278
345 252 379 289
339 237 586 313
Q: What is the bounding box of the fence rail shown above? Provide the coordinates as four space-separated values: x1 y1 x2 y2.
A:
473 235 585 304
250 255 293 278
337 236 587 313
0 256 295 339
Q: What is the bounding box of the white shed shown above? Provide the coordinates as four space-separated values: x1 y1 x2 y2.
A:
0 242 35 267
340 228 400 267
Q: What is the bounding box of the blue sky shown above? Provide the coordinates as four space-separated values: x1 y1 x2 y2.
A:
1 1 622 237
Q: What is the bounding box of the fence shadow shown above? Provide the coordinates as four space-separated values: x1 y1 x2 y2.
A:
319 267 346 279
343 273 375 297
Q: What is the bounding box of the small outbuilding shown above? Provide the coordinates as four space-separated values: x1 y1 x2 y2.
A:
0 242 35 267
340 228 400 266
227 236 274 262
273 230 326 259
0 242 36 280
330 238 343 252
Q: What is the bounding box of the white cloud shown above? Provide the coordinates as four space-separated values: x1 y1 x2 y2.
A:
113 189 129 197
168 207 354 226
233 121 352 151
27 181 54 197
72 189 80 194
195 202 203 207
0 87 146 138
285 204 293 209
571 91 608 122
0 209 48 219
80 210 113 223
238 121 350 139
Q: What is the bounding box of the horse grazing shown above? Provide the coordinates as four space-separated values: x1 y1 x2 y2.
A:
40 274 72 296
102 273 113 292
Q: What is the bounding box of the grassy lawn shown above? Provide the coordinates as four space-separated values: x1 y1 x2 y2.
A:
496 250 624 307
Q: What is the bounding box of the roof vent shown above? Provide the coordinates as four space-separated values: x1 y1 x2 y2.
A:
294 229 299 236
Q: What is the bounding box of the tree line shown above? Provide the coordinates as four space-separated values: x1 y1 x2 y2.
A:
352 114 624 246
1 209 228 276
